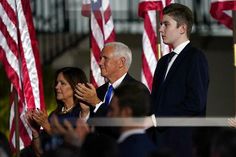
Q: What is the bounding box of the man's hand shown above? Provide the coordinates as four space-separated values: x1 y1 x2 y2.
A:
75 83 101 106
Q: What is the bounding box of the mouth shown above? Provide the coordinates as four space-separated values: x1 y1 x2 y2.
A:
56 92 62 95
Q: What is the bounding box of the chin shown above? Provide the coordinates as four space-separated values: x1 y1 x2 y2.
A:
162 40 169 44
56 96 62 100
101 73 107 77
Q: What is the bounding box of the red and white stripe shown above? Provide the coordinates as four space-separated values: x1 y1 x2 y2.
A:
0 0 45 151
82 0 116 87
138 0 174 91
210 0 236 30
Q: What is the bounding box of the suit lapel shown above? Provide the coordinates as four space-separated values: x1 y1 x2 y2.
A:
164 43 191 82
97 82 109 100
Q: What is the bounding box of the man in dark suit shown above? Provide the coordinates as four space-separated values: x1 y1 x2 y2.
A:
75 41 148 117
108 83 156 157
150 3 209 157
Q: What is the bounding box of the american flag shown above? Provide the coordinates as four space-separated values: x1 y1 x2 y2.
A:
0 0 45 151
138 0 174 91
82 0 116 87
210 0 236 30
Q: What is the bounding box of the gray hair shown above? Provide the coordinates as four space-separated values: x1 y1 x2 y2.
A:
104 42 132 69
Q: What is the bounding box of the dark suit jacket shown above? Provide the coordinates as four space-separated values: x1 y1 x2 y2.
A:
93 73 149 117
89 73 149 139
150 43 209 157
119 133 156 157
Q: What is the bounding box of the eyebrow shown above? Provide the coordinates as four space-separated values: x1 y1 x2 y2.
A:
161 21 169 24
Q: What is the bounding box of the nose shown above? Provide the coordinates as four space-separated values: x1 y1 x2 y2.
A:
159 25 163 33
55 83 59 90
99 57 104 66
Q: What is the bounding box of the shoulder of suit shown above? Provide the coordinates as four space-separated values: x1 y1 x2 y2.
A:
122 74 150 93
182 44 205 57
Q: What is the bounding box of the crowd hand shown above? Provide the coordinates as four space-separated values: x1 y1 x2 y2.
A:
50 115 81 147
75 83 101 106
24 109 40 137
75 118 90 144
32 109 51 135
228 118 236 128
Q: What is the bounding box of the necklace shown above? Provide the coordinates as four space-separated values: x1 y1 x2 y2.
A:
61 105 74 114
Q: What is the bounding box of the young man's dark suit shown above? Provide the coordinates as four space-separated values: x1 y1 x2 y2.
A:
118 133 156 157
150 43 209 157
93 73 149 117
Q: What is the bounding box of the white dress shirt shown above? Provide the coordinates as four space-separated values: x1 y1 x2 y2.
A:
164 40 190 79
117 128 146 143
93 73 127 113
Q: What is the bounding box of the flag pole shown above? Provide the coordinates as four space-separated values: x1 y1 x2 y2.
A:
13 87 20 157
14 0 20 156
233 10 236 115
233 11 236 66
156 12 161 60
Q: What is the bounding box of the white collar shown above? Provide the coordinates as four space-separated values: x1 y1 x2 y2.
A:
173 40 190 55
117 128 145 143
110 73 127 89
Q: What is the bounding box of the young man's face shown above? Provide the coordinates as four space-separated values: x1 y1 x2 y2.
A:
159 14 186 48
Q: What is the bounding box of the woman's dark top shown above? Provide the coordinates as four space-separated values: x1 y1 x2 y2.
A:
40 104 81 153
49 104 81 126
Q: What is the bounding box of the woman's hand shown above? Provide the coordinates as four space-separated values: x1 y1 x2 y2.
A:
24 109 40 137
32 109 52 135
24 109 43 157
80 102 90 119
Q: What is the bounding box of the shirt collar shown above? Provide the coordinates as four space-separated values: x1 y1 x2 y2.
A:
110 73 127 89
117 128 145 143
173 40 190 55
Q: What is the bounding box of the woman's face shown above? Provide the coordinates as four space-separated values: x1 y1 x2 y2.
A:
55 72 74 104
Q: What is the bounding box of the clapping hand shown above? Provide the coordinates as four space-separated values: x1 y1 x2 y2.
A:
32 109 52 134
75 83 101 106
24 109 40 137
50 115 90 147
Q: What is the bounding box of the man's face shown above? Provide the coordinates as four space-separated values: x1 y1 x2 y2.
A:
99 46 121 80
159 14 185 47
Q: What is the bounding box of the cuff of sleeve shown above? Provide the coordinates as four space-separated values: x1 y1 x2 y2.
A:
93 101 103 113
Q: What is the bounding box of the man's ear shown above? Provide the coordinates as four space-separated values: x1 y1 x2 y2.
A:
180 24 187 34
119 57 126 68
121 106 133 117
